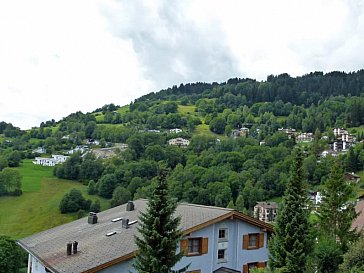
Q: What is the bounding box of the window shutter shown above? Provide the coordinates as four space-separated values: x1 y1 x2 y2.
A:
243 234 249 249
180 239 188 255
259 233 265 248
257 262 266 268
201 238 208 254
243 264 248 273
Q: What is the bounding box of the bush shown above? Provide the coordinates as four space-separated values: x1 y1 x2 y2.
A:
0 235 23 273
59 189 91 213
90 199 101 213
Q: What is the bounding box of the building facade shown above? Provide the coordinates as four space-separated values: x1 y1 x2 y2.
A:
253 202 278 223
32 155 69 166
168 137 190 147
19 200 272 273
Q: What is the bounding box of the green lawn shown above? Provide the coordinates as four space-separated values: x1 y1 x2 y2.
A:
276 116 288 123
117 105 130 115
94 112 104 122
178 105 196 115
194 124 227 140
94 105 130 123
0 160 109 239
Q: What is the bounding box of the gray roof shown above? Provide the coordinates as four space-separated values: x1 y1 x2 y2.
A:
255 202 278 209
18 199 235 273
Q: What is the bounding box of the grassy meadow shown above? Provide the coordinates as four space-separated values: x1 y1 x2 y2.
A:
178 105 196 115
0 160 109 239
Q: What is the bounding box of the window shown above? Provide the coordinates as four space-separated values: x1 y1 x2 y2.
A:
248 234 258 248
243 233 264 250
243 262 267 273
217 249 226 261
188 238 201 254
218 228 228 241
180 237 208 256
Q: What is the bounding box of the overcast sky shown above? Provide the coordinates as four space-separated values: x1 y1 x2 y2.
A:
1 0 364 129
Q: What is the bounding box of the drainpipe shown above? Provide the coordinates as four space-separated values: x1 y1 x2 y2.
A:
235 220 239 269
211 223 215 272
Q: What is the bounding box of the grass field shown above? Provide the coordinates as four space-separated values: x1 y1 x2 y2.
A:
0 160 109 239
194 124 228 141
276 116 288 123
178 105 196 115
194 124 214 136
117 105 130 115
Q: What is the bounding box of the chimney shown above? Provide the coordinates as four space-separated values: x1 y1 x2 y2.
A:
126 201 134 211
88 212 98 224
122 218 129 229
73 241 78 254
67 242 72 255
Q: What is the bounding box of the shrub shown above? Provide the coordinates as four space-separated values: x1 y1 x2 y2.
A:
59 189 91 213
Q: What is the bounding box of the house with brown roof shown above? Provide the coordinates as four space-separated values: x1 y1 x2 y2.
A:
344 172 361 184
18 199 273 273
253 202 278 223
352 199 364 232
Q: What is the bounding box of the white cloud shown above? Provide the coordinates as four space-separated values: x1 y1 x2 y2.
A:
0 0 152 129
0 0 364 129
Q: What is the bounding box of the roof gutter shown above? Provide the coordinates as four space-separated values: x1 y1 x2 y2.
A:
17 241 59 273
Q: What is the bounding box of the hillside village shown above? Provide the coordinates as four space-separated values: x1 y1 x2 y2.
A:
1 71 364 272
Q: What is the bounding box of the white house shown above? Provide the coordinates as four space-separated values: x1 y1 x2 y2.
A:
253 202 278 223
52 155 69 163
33 157 57 167
296 133 313 143
32 147 47 154
67 146 88 155
168 138 190 147
170 128 183 134
278 128 296 139
333 128 348 137
33 155 69 166
18 199 272 273
86 139 100 145
308 191 322 208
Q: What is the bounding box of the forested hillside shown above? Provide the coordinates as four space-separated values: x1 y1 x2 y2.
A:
1 70 364 214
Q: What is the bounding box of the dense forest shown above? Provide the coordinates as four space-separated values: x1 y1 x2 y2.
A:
0 70 364 213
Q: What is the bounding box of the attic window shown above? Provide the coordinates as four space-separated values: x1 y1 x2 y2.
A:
111 217 123 222
129 220 138 225
106 231 117 237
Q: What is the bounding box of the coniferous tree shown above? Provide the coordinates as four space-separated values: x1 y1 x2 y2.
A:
339 237 364 273
134 169 188 273
345 148 358 172
318 161 358 251
269 149 311 273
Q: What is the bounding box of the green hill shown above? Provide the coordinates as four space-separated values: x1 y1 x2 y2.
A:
0 160 108 239
1 71 364 239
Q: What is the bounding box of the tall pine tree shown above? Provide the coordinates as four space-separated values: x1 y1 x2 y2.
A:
318 160 358 251
134 168 188 273
269 149 311 273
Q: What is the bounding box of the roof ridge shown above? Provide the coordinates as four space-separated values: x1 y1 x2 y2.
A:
178 202 234 211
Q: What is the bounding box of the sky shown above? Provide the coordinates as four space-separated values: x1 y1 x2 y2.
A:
1 0 364 130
